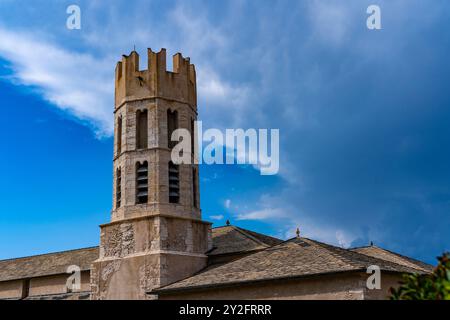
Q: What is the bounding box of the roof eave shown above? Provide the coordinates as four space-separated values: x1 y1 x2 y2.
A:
149 268 373 296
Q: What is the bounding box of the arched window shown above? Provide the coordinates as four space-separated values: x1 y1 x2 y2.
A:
116 168 122 208
167 109 178 149
136 109 148 149
169 162 180 203
117 116 122 155
192 167 198 208
136 161 148 204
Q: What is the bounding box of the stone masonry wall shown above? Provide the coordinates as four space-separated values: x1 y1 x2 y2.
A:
91 48 208 300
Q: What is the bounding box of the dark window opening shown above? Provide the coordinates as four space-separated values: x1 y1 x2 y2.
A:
136 161 148 204
117 116 122 155
116 168 122 208
21 279 30 299
169 162 180 203
136 110 148 149
167 109 178 149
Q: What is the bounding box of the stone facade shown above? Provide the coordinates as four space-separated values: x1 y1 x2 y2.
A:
157 272 404 300
0 272 91 300
111 49 200 221
90 49 212 300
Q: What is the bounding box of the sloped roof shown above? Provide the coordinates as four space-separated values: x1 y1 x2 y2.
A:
0 225 431 287
208 226 282 256
0 225 280 282
154 237 426 294
351 245 434 273
0 247 99 282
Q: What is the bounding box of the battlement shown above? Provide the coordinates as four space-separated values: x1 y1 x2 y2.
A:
115 48 197 109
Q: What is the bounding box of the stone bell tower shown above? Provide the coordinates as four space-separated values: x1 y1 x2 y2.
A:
90 49 212 300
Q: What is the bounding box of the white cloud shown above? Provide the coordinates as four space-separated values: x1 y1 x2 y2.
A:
281 221 356 248
197 67 250 112
224 199 231 209
159 2 254 129
308 2 352 46
209 214 224 220
233 193 358 246
0 27 114 137
0 1 251 137
169 4 227 54
335 230 354 248
236 207 286 221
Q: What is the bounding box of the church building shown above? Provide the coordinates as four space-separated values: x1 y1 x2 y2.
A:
0 49 433 300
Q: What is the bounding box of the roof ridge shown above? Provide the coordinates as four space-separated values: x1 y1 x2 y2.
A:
152 236 427 294
300 238 424 273
231 226 270 248
300 238 364 268
353 246 434 271
378 247 433 267
211 225 232 230
235 227 282 244
349 245 373 250
0 246 99 263
219 236 427 274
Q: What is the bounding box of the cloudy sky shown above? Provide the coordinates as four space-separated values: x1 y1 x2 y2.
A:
1 0 449 264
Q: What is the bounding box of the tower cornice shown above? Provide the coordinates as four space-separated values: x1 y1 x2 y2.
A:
113 96 198 115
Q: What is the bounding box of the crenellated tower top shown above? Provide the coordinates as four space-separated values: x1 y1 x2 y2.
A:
115 48 197 110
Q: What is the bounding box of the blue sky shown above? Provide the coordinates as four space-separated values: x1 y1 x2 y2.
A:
0 0 449 264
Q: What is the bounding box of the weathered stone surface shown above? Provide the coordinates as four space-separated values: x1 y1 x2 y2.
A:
91 49 210 300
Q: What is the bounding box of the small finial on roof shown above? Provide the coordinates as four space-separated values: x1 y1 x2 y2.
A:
133 44 136 52
226 219 230 226
370 241 374 246
296 227 300 238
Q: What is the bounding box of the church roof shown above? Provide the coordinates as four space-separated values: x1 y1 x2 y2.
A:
153 237 429 295
0 225 432 288
0 247 99 282
351 245 434 273
0 225 279 282
207 225 283 256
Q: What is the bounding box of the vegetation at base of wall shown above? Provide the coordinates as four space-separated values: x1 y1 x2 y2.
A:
390 253 450 300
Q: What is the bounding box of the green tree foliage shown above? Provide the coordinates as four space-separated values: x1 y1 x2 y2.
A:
390 253 450 300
